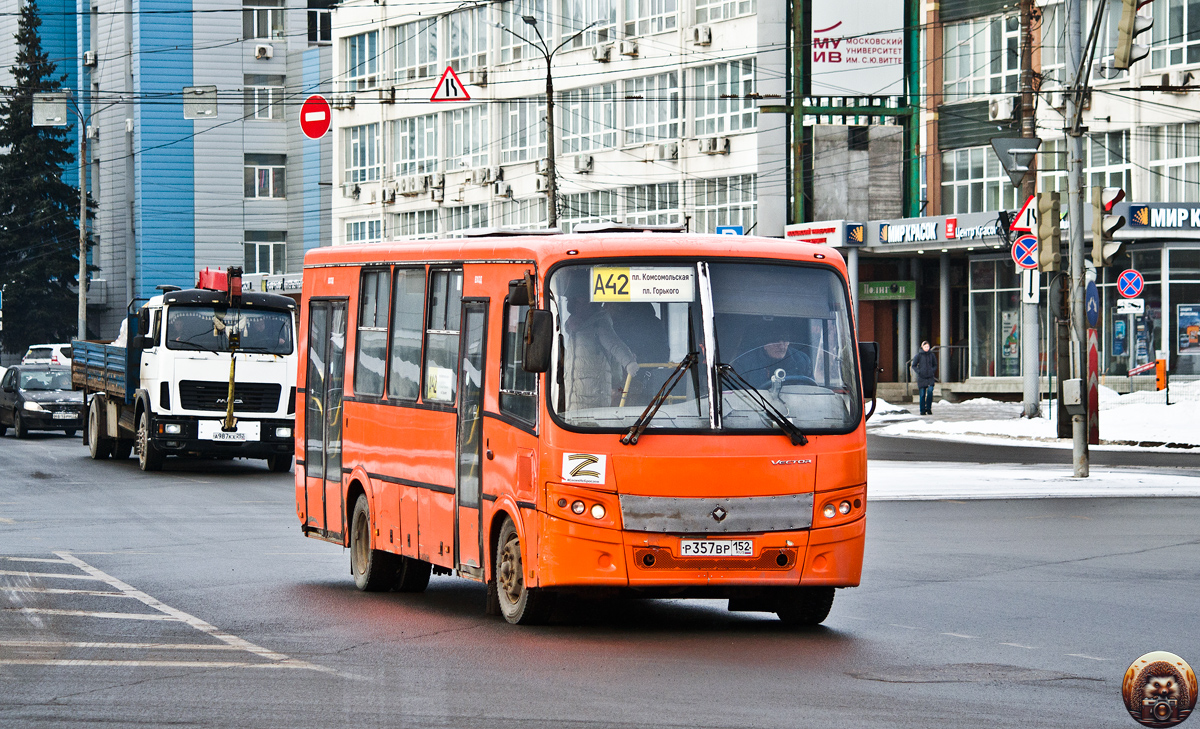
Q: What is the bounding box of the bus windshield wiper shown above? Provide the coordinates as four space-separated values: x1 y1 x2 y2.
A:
716 363 808 446
620 352 698 446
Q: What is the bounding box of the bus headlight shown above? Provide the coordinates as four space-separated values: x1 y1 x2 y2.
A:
23 401 44 411
275 427 292 438
823 504 837 519
571 500 586 515
838 501 852 515
590 504 606 519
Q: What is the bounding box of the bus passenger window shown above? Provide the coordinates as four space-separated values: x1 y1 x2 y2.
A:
424 269 463 403
499 302 537 424
387 267 426 401
354 269 390 397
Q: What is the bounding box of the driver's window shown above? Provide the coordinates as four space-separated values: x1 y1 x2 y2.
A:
149 309 162 345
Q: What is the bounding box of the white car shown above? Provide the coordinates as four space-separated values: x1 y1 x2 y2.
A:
21 344 73 366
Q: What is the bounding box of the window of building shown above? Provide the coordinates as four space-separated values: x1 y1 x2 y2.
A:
500 0 545 63
624 182 680 225
344 123 381 183
346 219 383 243
968 259 1023 378
626 0 677 36
307 0 333 44
848 126 870 152
693 175 756 234
940 146 1019 214
445 105 489 170
388 267 426 400
561 189 617 232
244 231 286 274
561 0 616 48
942 14 1020 100
1039 0 1067 86
1151 0 1200 68
501 98 547 163
355 269 390 398
500 197 548 228
1150 122 1200 202
445 204 489 236
346 31 380 91
559 84 616 154
694 0 754 24
244 75 284 120
1087 129 1133 192
448 7 488 71
624 72 679 144
424 269 463 403
393 19 437 81
693 59 756 136
500 301 537 423
393 114 438 177
244 154 286 199
244 0 284 40
395 209 439 239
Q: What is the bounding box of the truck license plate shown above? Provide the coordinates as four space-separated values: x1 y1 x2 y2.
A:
679 539 753 557
198 420 261 442
52 412 77 420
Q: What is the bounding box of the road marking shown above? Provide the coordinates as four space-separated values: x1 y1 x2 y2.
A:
0 569 107 581
54 552 351 678
0 518 14 524
0 586 133 597
4 608 177 621
941 632 975 639
888 624 921 630
1067 653 1110 661
1 557 69 564
1000 642 1038 649
0 640 240 650
0 659 314 669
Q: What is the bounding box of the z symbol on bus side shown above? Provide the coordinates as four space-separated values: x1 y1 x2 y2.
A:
562 453 607 485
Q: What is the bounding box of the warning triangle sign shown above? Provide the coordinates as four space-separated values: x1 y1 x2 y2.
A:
431 66 471 103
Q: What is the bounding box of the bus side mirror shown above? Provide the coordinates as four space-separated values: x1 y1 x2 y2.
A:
858 341 879 400
522 309 553 373
508 280 530 306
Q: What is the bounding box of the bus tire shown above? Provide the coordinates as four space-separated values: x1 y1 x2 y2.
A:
394 557 431 593
350 496 399 592
87 399 112 459
136 411 164 472
495 516 554 625
774 587 835 627
112 439 133 460
266 454 293 473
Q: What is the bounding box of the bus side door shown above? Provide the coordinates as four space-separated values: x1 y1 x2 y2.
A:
303 299 348 540
454 300 488 576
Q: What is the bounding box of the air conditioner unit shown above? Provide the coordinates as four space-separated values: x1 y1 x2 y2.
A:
125 118 134 133
699 136 730 155
493 182 512 198
430 172 445 189
573 154 594 173
86 124 99 140
467 68 488 86
656 142 679 161
378 86 396 104
535 176 549 193
342 182 361 199
474 167 493 185
331 94 355 110
402 175 428 196
1166 70 1195 91
619 40 639 57
382 185 397 204
254 44 274 60
83 50 97 67
592 43 613 62
689 25 712 46
430 187 445 203
535 158 550 174
987 95 1017 122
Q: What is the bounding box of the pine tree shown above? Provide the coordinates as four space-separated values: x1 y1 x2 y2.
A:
0 0 83 355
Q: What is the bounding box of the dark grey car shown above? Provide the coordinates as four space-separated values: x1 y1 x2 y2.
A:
0 366 84 438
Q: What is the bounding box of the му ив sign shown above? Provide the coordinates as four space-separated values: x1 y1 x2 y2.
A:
810 0 904 96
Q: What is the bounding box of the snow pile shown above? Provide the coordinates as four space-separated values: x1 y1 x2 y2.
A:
870 460 1200 500
869 397 918 423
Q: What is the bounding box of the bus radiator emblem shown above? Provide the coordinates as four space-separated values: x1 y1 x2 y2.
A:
710 506 727 522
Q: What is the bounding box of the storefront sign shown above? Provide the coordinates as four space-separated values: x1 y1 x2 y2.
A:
784 220 863 247
867 211 1005 250
859 280 915 300
810 0 904 96
1180 304 1200 355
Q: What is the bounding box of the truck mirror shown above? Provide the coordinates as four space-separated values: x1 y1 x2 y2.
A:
858 341 879 400
522 309 553 373
132 334 154 350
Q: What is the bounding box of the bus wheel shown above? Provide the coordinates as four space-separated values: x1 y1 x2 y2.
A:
350 496 399 592
87 399 112 459
136 411 164 472
395 557 431 593
774 587 835 627
112 439 133 460
495 516 555 625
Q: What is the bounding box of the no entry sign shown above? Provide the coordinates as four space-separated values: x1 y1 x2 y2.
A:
299 95 332 140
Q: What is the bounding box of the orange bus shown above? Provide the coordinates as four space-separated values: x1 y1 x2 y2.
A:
295 228 878 625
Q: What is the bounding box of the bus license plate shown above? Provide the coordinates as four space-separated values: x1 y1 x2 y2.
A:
198 420 261 442
679 539 753 557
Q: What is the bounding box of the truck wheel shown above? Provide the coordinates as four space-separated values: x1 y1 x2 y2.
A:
13 410 28 439
112 439 133 460
349 496 399 592
495 516 555 625
266 454 293 473
136 411 164 472
774 587 835 627
87 399 112 459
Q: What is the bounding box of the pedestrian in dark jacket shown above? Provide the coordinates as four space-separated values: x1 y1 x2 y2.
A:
910 341 938 415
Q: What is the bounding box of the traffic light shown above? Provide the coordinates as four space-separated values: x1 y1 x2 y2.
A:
1091 186 1127 267
1037 191 1061 273
1114 0 1153 69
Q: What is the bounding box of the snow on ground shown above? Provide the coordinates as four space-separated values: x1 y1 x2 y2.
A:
869 460 1200 500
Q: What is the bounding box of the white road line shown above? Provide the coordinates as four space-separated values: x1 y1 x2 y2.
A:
1 557 69 564
54 552 349 678
1067 653 1110 661
888 624 921 630
941 632 976 639
0 569 107 581
0 659 314 669
0 586 133 597
4 608 177 621
0 518 14 524
0 640 240 651
1000 642 1038 649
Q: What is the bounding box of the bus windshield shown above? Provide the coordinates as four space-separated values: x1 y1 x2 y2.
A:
166 306 294 355
548 260 861 434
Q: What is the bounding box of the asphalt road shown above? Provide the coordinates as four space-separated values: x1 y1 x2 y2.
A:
869 431 1200 468
2 434 1198 728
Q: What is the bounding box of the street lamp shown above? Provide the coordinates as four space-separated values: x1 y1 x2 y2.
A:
495 18 596 229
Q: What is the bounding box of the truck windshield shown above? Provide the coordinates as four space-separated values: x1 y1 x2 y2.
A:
547 260 860 435
166 306 294 355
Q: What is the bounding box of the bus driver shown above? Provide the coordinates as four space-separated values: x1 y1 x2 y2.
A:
735 319 814 389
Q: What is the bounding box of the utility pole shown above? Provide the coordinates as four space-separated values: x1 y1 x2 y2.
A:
1065 0 1089 476
1019 0 1040 419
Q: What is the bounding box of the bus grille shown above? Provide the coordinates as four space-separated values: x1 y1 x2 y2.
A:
632 547 798 572
178 380 281 413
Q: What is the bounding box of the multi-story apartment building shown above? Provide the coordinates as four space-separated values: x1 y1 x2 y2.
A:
329 0 787 246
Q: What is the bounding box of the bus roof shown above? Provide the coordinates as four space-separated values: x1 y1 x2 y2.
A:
303 233 847 273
